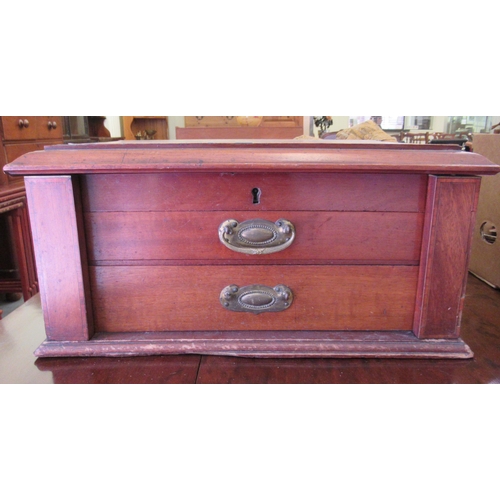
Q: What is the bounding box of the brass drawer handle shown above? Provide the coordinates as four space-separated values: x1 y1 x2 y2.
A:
220 284 293 314
218 218 295 255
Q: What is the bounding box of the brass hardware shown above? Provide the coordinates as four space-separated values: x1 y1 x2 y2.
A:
480 221 497 245
48 121 57 130
218 218 295 255
220 284 293 314
18 119 29 129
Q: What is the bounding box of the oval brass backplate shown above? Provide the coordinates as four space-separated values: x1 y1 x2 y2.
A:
218 218 295 255
220 284 293 314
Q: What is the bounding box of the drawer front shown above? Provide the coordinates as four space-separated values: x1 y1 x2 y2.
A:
2 116 38 141
35 116 63 140
5 143 44 163
90 265 419 333
1 116 63 141
82 172 427 213
85 210 424 264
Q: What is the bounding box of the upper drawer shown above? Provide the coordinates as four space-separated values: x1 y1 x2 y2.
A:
1 116 63 141
36 116 63 140
85 210 424 264
2 116 38 141
82 172 427 213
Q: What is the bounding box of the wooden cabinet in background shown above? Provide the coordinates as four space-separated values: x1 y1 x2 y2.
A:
0 116 63 302
1 116 63 186
184 116 238 127
184 116 303 128
178 116 304 140
63 116 115 143
122 117 169 140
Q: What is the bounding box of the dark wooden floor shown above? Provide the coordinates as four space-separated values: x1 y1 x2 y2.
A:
1 273 499 383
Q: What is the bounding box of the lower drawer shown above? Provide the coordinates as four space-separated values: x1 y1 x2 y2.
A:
90 265 419 333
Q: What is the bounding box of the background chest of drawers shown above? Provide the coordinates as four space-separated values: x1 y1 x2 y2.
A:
0 116 63 302
4 140 499 358
0 116 63 186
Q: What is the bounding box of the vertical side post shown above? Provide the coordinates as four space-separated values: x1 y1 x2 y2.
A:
414 175 481 339
25 175 93 341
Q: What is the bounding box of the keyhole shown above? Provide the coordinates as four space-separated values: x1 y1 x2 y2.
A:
252 187 261 204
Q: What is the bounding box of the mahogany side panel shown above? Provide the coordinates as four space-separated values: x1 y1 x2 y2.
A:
414 176 481 339
24 176 92 341
85 210 424 264
90 265 419 333
81 173 427 213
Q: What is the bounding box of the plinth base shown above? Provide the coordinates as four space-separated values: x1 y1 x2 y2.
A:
34 330 474 359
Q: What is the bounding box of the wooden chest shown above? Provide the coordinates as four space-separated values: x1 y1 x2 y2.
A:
4 140 499 358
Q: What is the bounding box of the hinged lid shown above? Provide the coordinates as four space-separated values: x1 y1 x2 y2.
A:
4 139 500 176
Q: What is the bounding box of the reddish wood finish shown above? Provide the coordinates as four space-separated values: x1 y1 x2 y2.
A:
414 176 481 339
3 273 500 382
36 355 200 383
24 176 92 341
34 330 472 359
90 265 418 333
4 140 499 359
5 140 499 176
85 211 423 264
9 206 38 299
81 172 427 213
0 183 38 300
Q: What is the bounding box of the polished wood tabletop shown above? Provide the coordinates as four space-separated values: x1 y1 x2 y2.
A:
1 273 499 384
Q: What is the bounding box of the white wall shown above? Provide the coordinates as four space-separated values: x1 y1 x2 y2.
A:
168 116 185 140
104 116 122 138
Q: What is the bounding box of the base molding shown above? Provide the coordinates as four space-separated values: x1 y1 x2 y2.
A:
34 330 474 359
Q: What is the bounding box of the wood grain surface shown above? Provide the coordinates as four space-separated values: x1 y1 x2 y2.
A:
5 140 499 176
90 265 419 332
81 172 427 213
85 210 423 264
5 140 496 360
24 176 92 341
2 273 499 381
414 176 481 338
